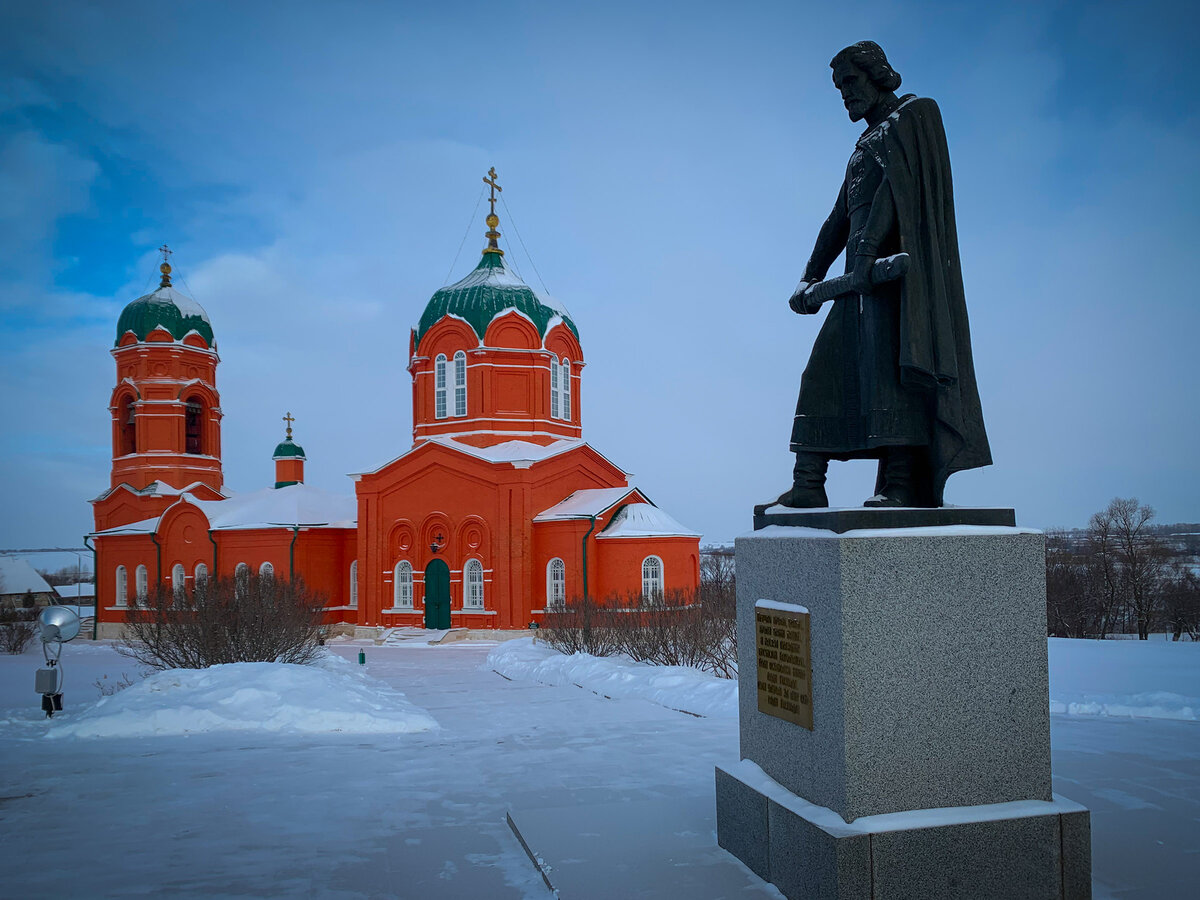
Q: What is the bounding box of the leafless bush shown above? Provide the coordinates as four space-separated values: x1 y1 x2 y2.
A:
538 550 738 678
94 673 137 695
0 604 37 654
117 573 326 670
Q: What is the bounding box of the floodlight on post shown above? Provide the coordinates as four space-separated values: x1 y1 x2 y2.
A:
35 606 81 717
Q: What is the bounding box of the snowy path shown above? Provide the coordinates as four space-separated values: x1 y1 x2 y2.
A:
0 641 1196 898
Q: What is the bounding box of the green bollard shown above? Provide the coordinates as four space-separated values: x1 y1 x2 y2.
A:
358 649 366 665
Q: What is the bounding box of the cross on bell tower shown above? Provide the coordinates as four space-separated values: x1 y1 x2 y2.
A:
482 167 504 256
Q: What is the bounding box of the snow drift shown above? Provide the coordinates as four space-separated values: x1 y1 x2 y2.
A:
46 652 438 738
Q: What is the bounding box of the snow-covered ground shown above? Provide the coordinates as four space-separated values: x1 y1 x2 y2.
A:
0 637 1195 898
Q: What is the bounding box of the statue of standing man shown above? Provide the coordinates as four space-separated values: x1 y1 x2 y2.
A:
777 41 992 509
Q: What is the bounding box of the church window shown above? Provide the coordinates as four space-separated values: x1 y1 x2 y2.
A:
547 558 566 608
435 355 448 419
185 398 203 454
393 561 413 608
550 359 560 419
453 351 467 416
235 562 250 597
464 559 484 609
119 396 137 456
135 564 148 605
349 560 358 607
195 563 208 586
560 359 571 421
172 564 186 597
115 565 128 607
641 556 664 603
259 561 274 580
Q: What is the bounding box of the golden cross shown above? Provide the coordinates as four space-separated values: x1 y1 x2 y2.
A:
483 166 502 216
283 411 295 439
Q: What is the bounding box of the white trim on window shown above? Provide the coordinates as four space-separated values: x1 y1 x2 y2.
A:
194 562 208 586
171 563 186 595
350 560 359 607
550 358 560 419
464 558 484 609
393 560 413 608
259 561 274 579
547 557 566 608
560 359 571 421
641 555 664 602
453 350 467 417
115 565 128 607
434 354 448 419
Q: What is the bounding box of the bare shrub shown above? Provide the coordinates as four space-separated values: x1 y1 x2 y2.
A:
0 603 38 654
94 673 137 695
540 594 624 657
117 573 326 670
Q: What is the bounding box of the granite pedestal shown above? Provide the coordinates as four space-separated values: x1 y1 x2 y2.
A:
715 509 1091 899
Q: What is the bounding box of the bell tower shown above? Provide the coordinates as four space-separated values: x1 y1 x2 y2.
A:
107 246 224 496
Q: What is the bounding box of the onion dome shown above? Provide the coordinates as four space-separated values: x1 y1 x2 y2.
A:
115 250 214 347
273 413 306 460
415 169 577 347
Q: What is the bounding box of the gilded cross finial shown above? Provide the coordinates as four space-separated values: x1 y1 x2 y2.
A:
283 411 295 440
158 243 173 288
482 167 505 256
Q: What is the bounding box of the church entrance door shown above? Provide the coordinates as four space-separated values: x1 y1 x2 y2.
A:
424 558 451 630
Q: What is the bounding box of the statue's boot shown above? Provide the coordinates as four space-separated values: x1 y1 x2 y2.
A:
864 447 919 507
776 451 829 508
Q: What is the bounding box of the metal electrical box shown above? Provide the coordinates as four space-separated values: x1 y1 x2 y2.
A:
35 668 59 693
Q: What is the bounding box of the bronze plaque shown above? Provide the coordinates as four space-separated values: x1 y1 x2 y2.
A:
755 603 813 730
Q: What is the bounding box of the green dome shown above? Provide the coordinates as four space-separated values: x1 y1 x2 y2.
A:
416 252 578 348
273 438 306 460
115 285 214 348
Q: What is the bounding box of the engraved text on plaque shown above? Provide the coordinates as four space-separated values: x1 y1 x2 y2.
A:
755 602 813 730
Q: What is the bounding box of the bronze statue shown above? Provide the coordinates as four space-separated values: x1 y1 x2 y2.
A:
778 41 991 509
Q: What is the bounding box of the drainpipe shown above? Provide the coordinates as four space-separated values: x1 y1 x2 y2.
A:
581 514 597 601
208 529 218 572
289 525 300 579
83 535 97 640
150 529 162 589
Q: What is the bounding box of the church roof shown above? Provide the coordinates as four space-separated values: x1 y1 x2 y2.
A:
272 438 306 460
116 284 214 347
415 252 577 348
596 503 701 539
533 487 642 521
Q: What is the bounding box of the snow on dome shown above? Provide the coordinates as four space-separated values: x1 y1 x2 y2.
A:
415 251 578 348
46 653 439 738
597 502 701 538
115 284 214 347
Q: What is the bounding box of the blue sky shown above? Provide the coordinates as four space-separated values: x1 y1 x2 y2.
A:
2 0 1198 558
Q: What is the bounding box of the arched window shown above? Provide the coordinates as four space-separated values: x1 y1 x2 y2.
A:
550 358 560 419
118 395 137 456
115 565 128 607
349 560 358 607
642 556 664 603
235 562 250 579
135 564 148 605
560 359 571 421
464 559 484 609
259 561 274 580
184 397 203 455
453 350 467 417
194 563 208 586
172 563 186 596
547 558 566 608
393 561 413 608
434 354 448 419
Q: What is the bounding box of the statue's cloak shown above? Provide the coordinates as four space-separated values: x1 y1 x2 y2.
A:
877 97 991 503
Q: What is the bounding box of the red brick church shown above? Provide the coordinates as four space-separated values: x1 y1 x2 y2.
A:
91 173 701 635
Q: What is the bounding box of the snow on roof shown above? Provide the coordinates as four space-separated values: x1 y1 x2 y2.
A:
597 503 701 539
0 557 53 595
90 516 162 537
352 436 589 476
55 583 96 599
534 487 639 521
193 483 356 531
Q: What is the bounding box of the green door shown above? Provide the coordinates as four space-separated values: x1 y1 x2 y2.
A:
424 558 451 630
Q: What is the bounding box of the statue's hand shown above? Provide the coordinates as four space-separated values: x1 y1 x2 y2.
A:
789 282 814 314
847 255 875 295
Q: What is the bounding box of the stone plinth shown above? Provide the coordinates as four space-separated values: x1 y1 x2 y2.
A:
716 519 1091 898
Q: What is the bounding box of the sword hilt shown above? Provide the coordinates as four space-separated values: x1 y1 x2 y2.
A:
796 252 910 312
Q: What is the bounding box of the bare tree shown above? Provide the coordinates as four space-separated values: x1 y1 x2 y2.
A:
117 573 326 670
1161 565 1200 642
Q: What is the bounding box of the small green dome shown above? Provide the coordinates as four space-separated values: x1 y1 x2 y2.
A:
115 285 214 348
416 252 578 348
273 438 306 460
